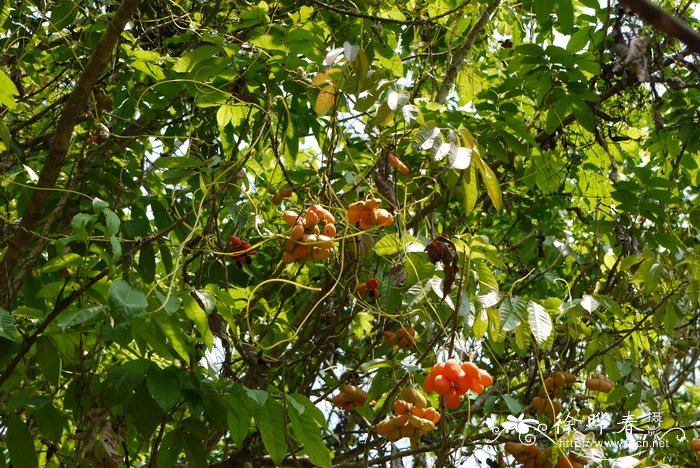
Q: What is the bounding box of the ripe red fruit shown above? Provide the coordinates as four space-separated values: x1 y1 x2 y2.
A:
443 359 463 381
423 372 436 392
461 362 479 379
366 278 379 289
432 375 451 395
443 389 462 409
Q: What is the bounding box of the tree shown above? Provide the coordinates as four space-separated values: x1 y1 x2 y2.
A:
0 0 699 466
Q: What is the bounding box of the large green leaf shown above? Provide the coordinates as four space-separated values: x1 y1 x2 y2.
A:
253 397 288 465
108 280 148 319
527 301 552 345
6 414 38 468
0 308 17 341
147 367 182 412
287 394 331 468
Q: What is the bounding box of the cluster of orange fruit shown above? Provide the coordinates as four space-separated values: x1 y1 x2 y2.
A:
691 439 700 461
375 388 440 442
330 385 368 411
229 235 257 268
383 327 416 349
585 373 613 393
505 443 588 468
347 197 394 230
387 152 409 175
530 371 576 419
356 278 380 300
282 205 336 263
423 359 493 409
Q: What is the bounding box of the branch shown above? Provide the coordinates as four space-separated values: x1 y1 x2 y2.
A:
307 0 474 26
0 0 142 308
621 0 700 53
435 0 502 104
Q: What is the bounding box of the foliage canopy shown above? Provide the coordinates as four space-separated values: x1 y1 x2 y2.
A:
0 0 699 466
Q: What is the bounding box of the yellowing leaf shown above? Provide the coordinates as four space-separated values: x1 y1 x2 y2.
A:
474 153 503 211
314 83 336 116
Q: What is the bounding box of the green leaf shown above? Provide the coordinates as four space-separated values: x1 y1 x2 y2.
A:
534 0 553 25
183 295 213 350
32 402 65 442
472 307 488 339
570 98 595 133
6 414 38 468
499 296 526 333
39 253 84 274
108 280 148 319
527 301 552 345
157 430 182 468
462 162 478 214
36 337 60 386
553 0 574 33
154 311 191 361
172 46 220 73
49 0 80 30
374 234 422 256
146 366 182 412
457 294 474 328
139 244 156 283
503 395 524 414
228 385 253 446
0 308 17 341
103 208 120 237
567 26 591 52
253 397 288 465
287 395 331 468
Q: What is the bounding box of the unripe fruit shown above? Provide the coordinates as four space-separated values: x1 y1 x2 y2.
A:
376 420 393 436
316 235 334 249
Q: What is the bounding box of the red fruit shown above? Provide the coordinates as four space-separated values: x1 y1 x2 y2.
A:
455 372 471 394
443 359 463 381
469 380 484 394
691 439 700 451
477 369 493 387
443 389 462 409
368 288 380 299
229 235 242 245
461 362 479 379
432 375 451 395
423 372 436 392
366 278 379 289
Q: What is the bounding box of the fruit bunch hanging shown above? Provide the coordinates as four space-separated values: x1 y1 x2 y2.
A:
375 387 440 442
504 443 589 468
281 205 336 264
383 326 416 349
585 373 613 393
330 385 368 411
347 197 394 230
229 235 257 267
356 277 380 300
530 371 576 419
387 152 409 175
423 359 493 409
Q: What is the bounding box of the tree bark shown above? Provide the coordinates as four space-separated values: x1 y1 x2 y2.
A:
0 0 142 308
